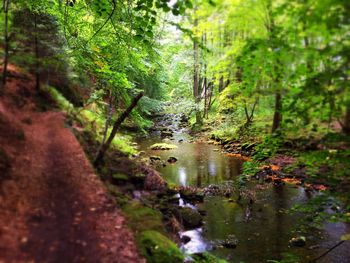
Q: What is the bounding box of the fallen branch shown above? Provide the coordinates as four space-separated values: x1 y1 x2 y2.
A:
94 92 144 167
309 240 345 262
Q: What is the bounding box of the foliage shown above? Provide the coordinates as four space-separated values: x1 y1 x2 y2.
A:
253 134 284 160
290 192 350 232
242 161 260 177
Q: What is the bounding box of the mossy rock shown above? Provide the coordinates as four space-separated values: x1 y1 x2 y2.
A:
111 173 129 184
192 252 228 263
176 207 203 230
150 143 177 150
137 230 184 263
122 201 164 233
130 173 146 185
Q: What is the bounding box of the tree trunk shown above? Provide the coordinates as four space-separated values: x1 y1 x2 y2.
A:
94 92 144 167
218 75 224 92
193 17 202 126
100 90 114 147
1 0 10 93
34 13 40 91
271 91 282 133
342 105 350 135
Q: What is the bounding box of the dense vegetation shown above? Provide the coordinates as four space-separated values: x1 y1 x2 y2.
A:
0 0 349 262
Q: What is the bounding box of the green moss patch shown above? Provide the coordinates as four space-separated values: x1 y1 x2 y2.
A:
137 230 184 263
111 173 129 184
150 143 177 150
122 201 165 233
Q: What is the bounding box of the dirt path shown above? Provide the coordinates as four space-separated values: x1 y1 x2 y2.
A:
0 75 144 262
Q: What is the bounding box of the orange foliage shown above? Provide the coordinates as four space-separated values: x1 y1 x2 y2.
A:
225 153 251 161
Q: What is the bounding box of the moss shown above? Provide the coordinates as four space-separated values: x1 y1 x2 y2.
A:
150 143 177 150
137 230 184 263
192 252 228 263
105 183 131 207
122 201 165 233
44 85 74 112
112 173 129 181
176 207 203 229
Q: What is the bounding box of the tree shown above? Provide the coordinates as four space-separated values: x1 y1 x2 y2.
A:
1 0 11 92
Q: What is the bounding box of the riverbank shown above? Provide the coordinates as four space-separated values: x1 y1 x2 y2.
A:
109 112 350 262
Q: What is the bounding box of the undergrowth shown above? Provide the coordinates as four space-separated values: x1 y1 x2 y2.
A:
46 85 137 156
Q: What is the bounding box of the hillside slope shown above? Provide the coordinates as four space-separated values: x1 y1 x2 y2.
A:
0 67 144 262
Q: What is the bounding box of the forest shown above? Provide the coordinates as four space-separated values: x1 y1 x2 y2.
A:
0 0 349 262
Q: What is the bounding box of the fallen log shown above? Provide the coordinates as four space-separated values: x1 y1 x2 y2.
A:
94 92 144 167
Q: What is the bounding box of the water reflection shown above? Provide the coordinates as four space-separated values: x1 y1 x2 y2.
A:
137 137 350 262
178 167 187 187
157 142 242 187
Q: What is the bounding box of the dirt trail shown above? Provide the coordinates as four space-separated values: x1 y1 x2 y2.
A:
0 72 144 262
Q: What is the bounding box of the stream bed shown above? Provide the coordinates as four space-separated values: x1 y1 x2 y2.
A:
137 114 350 263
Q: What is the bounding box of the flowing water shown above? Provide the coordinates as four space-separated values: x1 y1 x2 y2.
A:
137 114 350 263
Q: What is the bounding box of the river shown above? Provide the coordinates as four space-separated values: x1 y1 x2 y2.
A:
137 114 350 263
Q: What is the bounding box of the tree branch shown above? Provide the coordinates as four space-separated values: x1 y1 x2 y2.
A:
87 0 117 44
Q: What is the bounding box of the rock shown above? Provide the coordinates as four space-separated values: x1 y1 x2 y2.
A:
130 173 146 186
289 236 306 247
181 235 191 244
137 230 184 263
222 234 238 248
111 173 129 184
176 207 203 229
161 131 173 138
241 142 256 151
150 143 177 150
167 157 178 163
150 156 161 161
142 166 167 191
180 190 205 202
180 115 188 123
